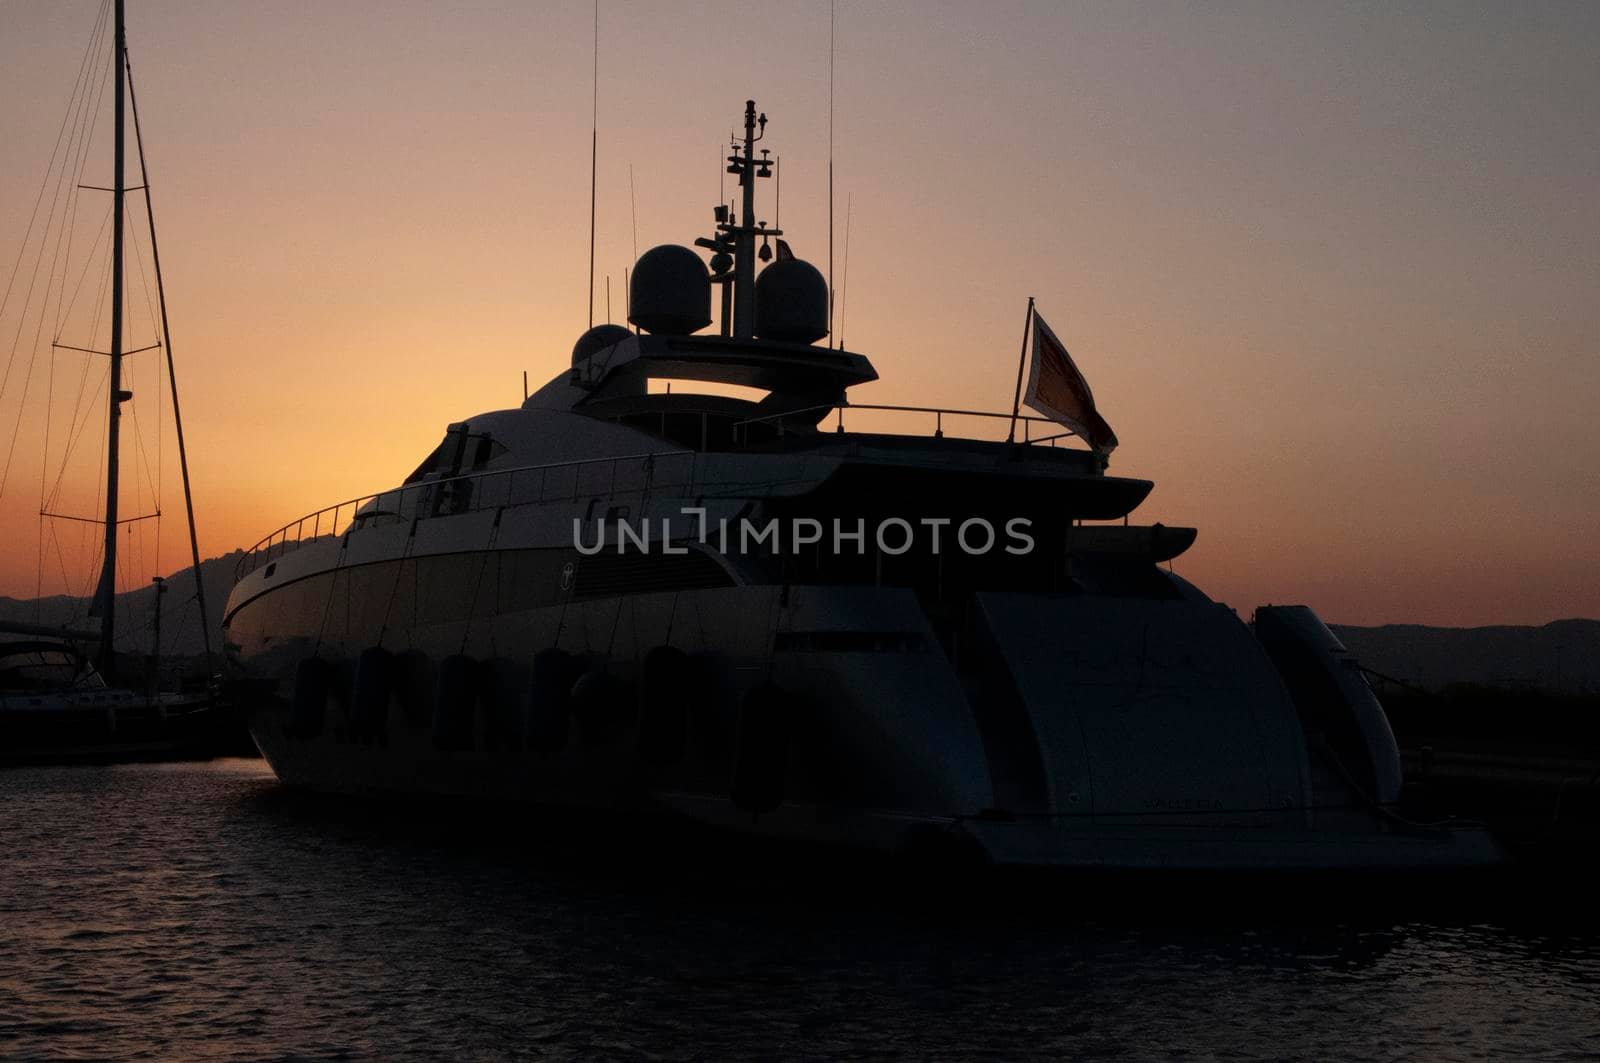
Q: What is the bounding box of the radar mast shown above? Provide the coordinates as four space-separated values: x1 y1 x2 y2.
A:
695 100 780 339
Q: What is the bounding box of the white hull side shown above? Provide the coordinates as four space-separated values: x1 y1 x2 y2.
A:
231 573 1504 871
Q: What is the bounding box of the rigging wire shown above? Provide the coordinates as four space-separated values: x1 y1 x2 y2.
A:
0 0 110 408
127 43 214 666
123 504 135 596
128 192 165 580
53 3 117 340
125 385 157 583
10 4 114 611
52 203 114 339
46 521 75 608
121 218 161 539
44 361 109 514
124 47 211 665
41 202 114 542
827 0 835 348
56 332 113 485
108 137 166 591
1 32 117 505
586 0 598 330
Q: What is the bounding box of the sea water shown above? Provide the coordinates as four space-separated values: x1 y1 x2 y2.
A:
1 759 1596 1061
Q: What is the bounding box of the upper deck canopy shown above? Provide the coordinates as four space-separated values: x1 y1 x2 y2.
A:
579 333 877 405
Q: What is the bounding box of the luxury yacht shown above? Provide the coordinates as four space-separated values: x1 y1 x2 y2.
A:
224 101 1499 870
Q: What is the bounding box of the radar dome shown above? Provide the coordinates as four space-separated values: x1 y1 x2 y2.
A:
629 245 711 335
755 258 828 344
571 323 632 366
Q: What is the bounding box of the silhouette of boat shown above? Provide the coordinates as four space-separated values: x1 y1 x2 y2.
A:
224 100 1501 870
0 625 231 765
0 1 236 765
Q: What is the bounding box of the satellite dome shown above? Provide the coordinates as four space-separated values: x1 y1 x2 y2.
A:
629 245 711 335
755 258 828 344
571 323 632 366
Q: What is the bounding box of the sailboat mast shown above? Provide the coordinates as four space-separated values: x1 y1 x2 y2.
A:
98 0 127 676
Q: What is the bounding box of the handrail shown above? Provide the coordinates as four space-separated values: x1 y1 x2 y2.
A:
733 401 1072 445
235 449 695 581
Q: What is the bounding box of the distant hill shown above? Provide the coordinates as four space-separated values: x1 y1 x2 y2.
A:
0 549 241 660
1332 619 1600 695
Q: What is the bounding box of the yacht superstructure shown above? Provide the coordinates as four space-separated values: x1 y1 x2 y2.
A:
224 101 1499 870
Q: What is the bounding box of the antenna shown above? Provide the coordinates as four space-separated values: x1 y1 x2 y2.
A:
839 193 852 349
827 0 835 348
605 275 611 324
587 0 598 330
628 163 638 263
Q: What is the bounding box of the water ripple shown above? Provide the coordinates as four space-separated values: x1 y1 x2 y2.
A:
1 759 1597 1060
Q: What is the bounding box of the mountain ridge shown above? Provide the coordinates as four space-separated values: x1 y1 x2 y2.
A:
0 550 242 662
1331 618 1599 695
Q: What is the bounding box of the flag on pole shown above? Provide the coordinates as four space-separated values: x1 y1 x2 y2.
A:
1023 308 1117 456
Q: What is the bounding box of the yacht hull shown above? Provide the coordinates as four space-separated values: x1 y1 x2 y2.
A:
229 570 1504 872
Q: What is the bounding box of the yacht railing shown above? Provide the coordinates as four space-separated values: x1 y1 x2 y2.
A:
733 402 1077 446
236 405 1082 582
235 449 697 581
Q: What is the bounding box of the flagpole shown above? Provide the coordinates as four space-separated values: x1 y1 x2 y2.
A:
1006 296 1035 444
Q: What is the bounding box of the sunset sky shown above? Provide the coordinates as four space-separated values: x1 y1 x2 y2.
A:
1 1 1596 627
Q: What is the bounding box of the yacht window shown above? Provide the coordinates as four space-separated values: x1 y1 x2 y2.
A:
404 437 454 485
614 409 784 451
647 380 768 403
405 430 508 484
470 434 508 470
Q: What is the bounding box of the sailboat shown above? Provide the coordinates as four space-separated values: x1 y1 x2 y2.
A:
0 0 234 764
